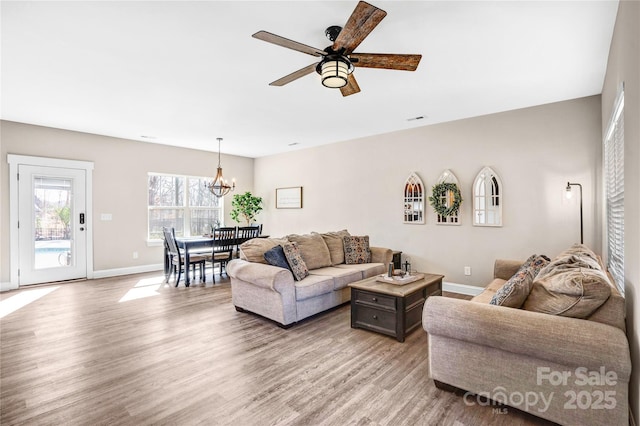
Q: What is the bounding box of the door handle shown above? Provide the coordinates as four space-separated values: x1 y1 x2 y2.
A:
79 213 85 224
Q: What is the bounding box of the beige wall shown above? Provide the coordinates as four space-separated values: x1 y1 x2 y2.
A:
255 96 602 287
601 0 640 420
1 121 254 281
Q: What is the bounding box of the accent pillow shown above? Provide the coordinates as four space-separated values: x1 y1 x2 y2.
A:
343 235 371 264
321 230 350 265
490 254 549 308
263 245 292 272
286 232 332 270
282 242 309 281
523 246 612 318
239 238 289 264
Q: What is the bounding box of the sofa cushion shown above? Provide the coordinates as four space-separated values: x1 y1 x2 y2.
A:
309 266 363 290
263 245 292 272
321 230 350 265
523 246 612 318
490 254 549 308
282 242 309 281
294 274 335 301
343 235 371 264
239 237 289 264
286 232 332 270
472 278 505 304
335 263 386 279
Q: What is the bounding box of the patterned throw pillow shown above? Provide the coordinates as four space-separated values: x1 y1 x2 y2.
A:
263 245 292 272
281 242 309 281
490 254 549 308
343 235 371 264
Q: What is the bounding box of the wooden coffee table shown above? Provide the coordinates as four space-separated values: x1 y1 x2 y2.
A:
349 273 443 342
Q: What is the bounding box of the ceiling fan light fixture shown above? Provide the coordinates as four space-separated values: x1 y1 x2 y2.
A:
319 57 350 88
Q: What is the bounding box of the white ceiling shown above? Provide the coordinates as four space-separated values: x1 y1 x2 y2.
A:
1 1 619 158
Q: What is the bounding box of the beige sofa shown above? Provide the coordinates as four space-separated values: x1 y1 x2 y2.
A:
227 231 392 327
422 245 631 426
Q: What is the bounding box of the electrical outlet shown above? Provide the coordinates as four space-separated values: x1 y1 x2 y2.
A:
133 251 139 259
464 266 471 276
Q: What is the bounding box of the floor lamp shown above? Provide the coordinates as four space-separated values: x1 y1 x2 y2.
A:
565 182 583 244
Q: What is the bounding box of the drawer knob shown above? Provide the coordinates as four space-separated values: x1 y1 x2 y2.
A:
372 297 377 302
373 315 378 320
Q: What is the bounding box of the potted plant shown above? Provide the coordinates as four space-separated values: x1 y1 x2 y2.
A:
230 192 263 226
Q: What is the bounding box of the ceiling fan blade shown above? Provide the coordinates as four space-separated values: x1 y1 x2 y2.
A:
252 31 326 57
340 74 361 97
269 63 318 86
350 53 422 71
332 1 387 54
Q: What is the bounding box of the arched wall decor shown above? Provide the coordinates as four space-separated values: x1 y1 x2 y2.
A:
473 166 503 227
404 172 425 224
433 169 461 225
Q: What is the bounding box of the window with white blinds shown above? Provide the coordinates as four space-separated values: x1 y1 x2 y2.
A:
604 85 624 294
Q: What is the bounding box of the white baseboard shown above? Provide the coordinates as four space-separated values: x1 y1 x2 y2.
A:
1 265 164 292
442 281 484 296
1 281 19 292
93 264 164 279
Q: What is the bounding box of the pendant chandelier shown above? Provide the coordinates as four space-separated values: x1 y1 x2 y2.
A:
206 137 235 198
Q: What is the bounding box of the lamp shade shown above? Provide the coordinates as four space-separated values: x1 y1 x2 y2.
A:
321 59 349 88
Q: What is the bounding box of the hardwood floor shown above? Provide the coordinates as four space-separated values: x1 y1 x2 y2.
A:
1 271 555 425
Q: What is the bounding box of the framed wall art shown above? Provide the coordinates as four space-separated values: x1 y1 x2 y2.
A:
276 186 303 209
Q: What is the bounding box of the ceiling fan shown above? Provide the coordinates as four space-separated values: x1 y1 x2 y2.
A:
252 1 422 97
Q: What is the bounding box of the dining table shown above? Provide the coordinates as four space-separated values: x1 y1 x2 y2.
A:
164 233 269 286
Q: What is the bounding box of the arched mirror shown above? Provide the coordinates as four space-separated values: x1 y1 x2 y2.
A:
473 166 503 227
403 172 425 224
433 169 461 225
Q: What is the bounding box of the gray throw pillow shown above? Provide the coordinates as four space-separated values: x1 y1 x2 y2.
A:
263 245 292 272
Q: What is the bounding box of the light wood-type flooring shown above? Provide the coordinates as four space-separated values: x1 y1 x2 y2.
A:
0 271 555 425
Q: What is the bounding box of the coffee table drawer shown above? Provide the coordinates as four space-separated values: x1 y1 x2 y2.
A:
353 289 396 311
352 305 396 335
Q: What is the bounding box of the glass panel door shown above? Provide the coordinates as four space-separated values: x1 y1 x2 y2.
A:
18 165 87 285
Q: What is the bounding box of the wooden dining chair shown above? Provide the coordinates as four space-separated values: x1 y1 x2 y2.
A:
236 226 261 255
208 226 236 282
163 227 208 287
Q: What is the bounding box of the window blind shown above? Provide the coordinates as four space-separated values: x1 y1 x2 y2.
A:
604 86 624 294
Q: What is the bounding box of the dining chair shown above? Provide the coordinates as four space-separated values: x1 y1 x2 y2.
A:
236 226 261 257
163 227 208 287
209 226 236 282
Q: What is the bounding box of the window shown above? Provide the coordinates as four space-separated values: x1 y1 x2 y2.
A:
473 166 502 227
604 84 624 294
148 173 222 240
